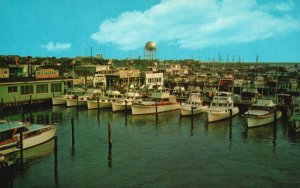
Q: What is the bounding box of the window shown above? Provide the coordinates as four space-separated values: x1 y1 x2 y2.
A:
51 83 62 92
36 84 48 93
8 86 18 93
20 85 34 95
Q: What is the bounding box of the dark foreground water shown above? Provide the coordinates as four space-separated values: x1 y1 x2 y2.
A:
5 106 300 187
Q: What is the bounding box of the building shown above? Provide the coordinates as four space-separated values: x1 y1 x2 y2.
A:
0 64 9 78
0 79 64 105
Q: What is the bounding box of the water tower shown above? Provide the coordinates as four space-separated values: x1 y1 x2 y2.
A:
144 41 157 60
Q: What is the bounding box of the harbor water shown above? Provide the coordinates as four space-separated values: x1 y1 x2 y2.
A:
5 106 300 187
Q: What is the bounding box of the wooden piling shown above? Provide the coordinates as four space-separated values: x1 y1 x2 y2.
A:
20 128 24 169
108 123 112 149
21 107 24 122
71 118 75 147
76 96 79 115
155 103 158 121
229 109 232 125
54 136 58 181
1 98 3 119
274 106 277 124
97 97 100 114
29 94 32 106
125 100 128 111
191 106 194 125
29 95 32 122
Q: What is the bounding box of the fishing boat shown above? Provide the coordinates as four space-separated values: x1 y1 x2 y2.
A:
52 87 86 105
0 120 56 155
207 92 239 122
242 99 282 128
66 89 101 107
131 90 180 115
112 92 141 112
180 92 209 116
87 90 122 110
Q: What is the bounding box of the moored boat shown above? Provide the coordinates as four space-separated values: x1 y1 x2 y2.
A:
207 92 239 122
87 90 122 110
112 92 141 112
180 92 209 116
0 120 56 155
52 87 86 105
289 101 300 133
242 99 282 128
66 89 101 107
131 90 180 115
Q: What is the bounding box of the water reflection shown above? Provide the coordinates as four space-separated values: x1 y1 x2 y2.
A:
108 149 112 169
6 139 54 165
243 126 273 142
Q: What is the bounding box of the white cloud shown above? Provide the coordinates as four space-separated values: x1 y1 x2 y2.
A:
91 0 300 50
274 0 295 11
40 42 71 51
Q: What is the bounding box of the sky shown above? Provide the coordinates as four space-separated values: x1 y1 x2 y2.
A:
1 0 300 62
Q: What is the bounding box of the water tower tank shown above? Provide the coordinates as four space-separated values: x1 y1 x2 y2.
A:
145 41 157 51
144 41 157 60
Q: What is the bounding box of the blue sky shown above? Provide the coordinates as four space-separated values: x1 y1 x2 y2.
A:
1 0 300 62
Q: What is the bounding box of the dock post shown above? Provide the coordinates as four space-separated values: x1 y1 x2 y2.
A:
20 128 24 171
191 106 194 125
125 100 128 111
29 94 32 122
274 106 277 125
155 103 158 121
54 136 58 183
29 94 32 107
76 95 79 110
97 97 100 114
229 109 232 125
21 107 24 122
1 98 3 119
108 123 112 149
71 118 75 148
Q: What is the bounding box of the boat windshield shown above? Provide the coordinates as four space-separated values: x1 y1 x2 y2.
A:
0 129 14 142
250 106 272 111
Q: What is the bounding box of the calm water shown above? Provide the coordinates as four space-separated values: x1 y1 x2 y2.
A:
5 106 300 187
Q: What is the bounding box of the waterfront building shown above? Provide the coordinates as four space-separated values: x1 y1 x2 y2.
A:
0 78 64 105
0 64 9 78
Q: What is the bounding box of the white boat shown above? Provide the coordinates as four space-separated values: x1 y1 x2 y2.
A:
242 99 282 128
0 120 56 155
289 101 300 133
87 90 122 110
66 89 101 107
52 87 86 105
112 92 142 112
207 92 239 122
180 92 209 116
131 90 180 115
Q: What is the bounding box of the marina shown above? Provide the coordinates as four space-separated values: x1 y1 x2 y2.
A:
0 105 300 187
1 0 300 186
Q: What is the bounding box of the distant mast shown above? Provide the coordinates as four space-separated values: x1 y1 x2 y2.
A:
256 54 259 64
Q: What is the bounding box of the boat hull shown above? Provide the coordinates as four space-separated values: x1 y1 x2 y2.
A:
180 105 209 116
112 102 132 112
66 99 87 107
247 111 282 128
208 107 239 122
87 100 112 109
1 127 57 155
52 97 66 105
132 103 180 115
